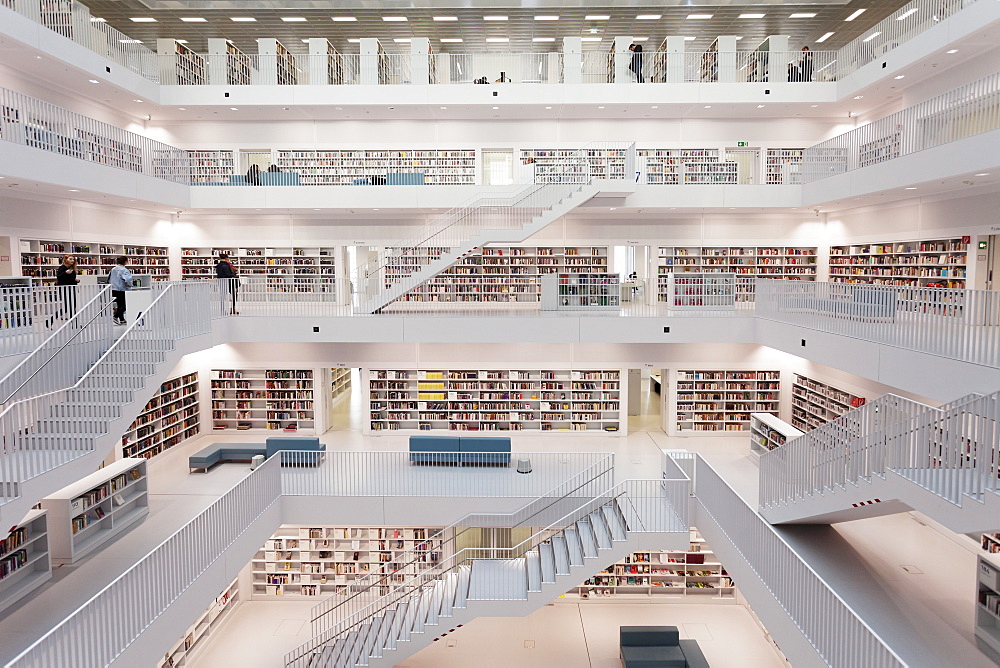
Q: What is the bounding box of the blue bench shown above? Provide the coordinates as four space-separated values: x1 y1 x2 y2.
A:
408 435 511 466
225 172 301 186
620 626 709 668
189 436 325 473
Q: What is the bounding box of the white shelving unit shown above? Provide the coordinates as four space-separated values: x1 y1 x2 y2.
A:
791 374 867 432
829 238 968 288
275 150 477 185
180 247 338 291
541 273 620 310
0 277 35 333
765 148 805 184
188 150 235 184
674 370 780 435
749 412 803 460
159 577 240 668
330 367 352 403
19 239 169 284
656 246 817 302
521 148 628 180
211 369 315 433
121 372 200 460
41 459 149 564
0 509 51 615
983 533 1000 555
666 273 737 310
976 555 1000 655
568 530 734 600
367 368 622 433
250 525 446 599
638 149 718 185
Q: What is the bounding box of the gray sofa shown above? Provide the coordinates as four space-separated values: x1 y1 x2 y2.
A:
188 436 324 473
620 626 709 668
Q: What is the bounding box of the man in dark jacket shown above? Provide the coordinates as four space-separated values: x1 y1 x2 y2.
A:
215 252 239 315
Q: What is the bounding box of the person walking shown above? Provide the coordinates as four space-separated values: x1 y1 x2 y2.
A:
109 256 132 325
629 44 645 83
46 254 80 327
215 252 240 315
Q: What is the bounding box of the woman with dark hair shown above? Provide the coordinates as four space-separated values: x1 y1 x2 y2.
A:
246 163 261 185
629 44 645 83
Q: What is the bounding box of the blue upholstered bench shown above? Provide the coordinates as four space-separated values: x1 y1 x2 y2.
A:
408 435 510 466
189 436 325 473
620 626 709 668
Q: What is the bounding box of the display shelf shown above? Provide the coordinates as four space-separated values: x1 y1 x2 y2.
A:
859 132 901 167
188 150 235 184
19 239 169 284
977 556 1000 654
674 370 780 434
121 372 200 460
251 525 446 599
211 369 315 432
749 413 803 459
829 238 968 288
41 459 149 564
683 161 738 185
521 148 628 180
331 367 352 404
389 246 610 304
159 577 240 668
568 530 734 600
367 368 622 433
791 374 867 432
0 509 51 616
275 150 476 186
180 247 338 291
637 149 718 185
541 273 620 310
665 273 737 310
656 246 817 302
765 149 805 185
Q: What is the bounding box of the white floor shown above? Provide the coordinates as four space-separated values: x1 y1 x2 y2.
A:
0 375 997 667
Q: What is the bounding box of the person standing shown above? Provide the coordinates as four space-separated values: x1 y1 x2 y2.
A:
109 256 132 325
798 46 814 82
215 252 240 315
629 44 645 83
47 254 79 327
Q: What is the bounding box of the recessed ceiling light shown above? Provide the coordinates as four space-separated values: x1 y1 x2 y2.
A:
433 16 457 21
383 16 407 21
684 36 697 41
130 17 156 22
894 75 905 79
440 38 463 43
88 79 99 83
636 14 662 20
68 189 79 192
816 32 835 42
347 38 360 43
896 8 918 20
704 105 711 108
230 107 238 111
332 17 356 22
133 99 143 102
651 106 658 109
810 104 818 107
492 106 499 110
394 38 411 43
975 173 989 176
946 49 958 54
230 17 256 22
484 16 508 21
687 14 713 19
178 107 187 111
790 13 817 19
585 15 610 20
91 17 106 22
281 17 307 22
179 17 205 22
853 95 864 99
581 37 602 41
373 208 380 211
633 37 648 41
533 37 555 42
757 104 765 108
862 31 881 42
845 9 866 21
535 15 559 21
905 187 917 190
610 208 616 211
440 106 447 109
314 209 321 211
486 37 510 42
598 106 605 109
739 13 765 18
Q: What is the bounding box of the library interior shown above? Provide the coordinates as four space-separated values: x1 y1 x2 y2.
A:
2 0 1000 666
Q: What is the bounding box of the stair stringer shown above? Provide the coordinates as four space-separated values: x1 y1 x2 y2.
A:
364 531 687 668
363 182 601 313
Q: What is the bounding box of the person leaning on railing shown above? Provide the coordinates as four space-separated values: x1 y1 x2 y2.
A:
215 252 240 315
46 253 79 327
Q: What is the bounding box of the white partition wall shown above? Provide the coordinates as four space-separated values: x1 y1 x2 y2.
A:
359 38 383 85
664 36 686 84
308 38 330 85
613 36 634 84
563 37 582 84
766 35 790 84
716 36 739 84
411 38 430 85
206 38 229 86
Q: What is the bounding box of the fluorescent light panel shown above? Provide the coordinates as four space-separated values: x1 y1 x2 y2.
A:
862 31 881 42
129 17 156 22
394 38 411 43
896 8 918 19
180 17 205 22
230 17 256 22
633 37 648 41
585 15 610 20
533 37 555 42
816 32 835 42
433 16 457 21
790 13 816 18
845 8 866 21
281 17 307 22
382 16 407 21
331 17 356 22
636 14 661 20
581 37 602 41
535 15 559 20
687 14 713 19
486 37 509 42
440 38 463 42
91 17 106 22
739 13 765 18
484 16 508 21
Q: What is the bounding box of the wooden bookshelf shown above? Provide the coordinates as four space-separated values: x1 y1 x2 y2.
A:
829 238 968 288
19 239 169 284
765 148 805 184
541 273 620 310
367 368 622 433
251 525 446 598
211 369 315 433
188 150 235 184
674 369 780 435
656 245 817 302
159 577 239 668
275 150 477 186
180 247 338 291
568 530 735 600
41 459 149 564
791 374 866 432
121 372 200 460
0 510 51 615
389 245 610 305
749 413 803 459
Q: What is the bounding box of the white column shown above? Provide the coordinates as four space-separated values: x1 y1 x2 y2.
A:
410 38 430 85
308 38 330 85
716 36 739 83
766 35 790 83
207 38 229 85
563 37 582 84
613 36 634 84
156 39 177 85
256 38 278 85
665 36 686 83
359 38 381 85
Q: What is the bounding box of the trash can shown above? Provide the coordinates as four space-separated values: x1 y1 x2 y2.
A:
251 454 265 470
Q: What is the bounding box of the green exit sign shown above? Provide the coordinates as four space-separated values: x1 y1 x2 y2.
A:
737 142 749 147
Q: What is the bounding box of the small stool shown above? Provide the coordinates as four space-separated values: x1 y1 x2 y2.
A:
516 458 532 474
251 454 265 470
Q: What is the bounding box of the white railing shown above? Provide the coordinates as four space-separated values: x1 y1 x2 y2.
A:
0 282 212 506
5 454 282 668
754 279 1000 368
0 284 111 404
434 53 562 84
803 71 1000 181
0 87 189 183
677 51 839 83
695 457 907 668
0 284 108 359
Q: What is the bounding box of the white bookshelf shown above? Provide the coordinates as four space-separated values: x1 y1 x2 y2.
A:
541 273 620 310
829 238 968 288
791 374 867 432
211 369 315 433
665 273 737 310
251 525 446 599
180 247 338 291
389 246 610 305
749 413 803 460
275 40 298 85
683 161 739 185
674 370 780 435
41 459 149 564
0 509 51 615
121 372 200 460
656 246 817 302
367 368 622 433
765 148 805 185
976 555 1000 655
521 148 628 180
188 150 235 184
159 577 239 668
638 149 718 185
0 279 34 333
568 530 734 600
331 367 352 403
19 239 169 284
275 150 477 185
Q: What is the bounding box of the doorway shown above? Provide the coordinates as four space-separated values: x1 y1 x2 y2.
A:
482 150 514 185
627 367 664 433
982 235 1000 291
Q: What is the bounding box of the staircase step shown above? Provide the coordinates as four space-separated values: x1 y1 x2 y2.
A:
577 519 599 559
371 608 395 659
385 600 407 650
410 588 430 634
590 510 613 550
602 502 628 541
358 615 382 666
526 550 542 592
551 535 571 575
339 630 359 668
439 571 458 618
564 527 585 567
539 541 556 583
318 639 341 668
347 623 371 667
396 597 415 643
425 580 443 626
454 565 471 608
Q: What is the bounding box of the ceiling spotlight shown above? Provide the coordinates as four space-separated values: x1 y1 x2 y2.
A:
545 106 553 110
598 106 605 109
492 106 499 110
